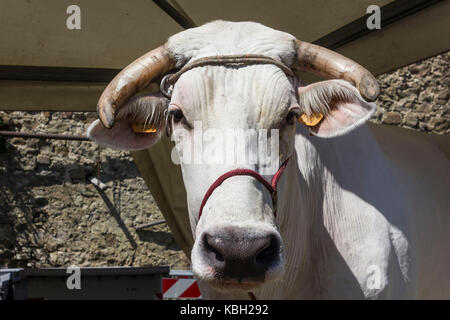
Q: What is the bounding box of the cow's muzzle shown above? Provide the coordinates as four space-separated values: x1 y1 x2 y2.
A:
199 228 283 289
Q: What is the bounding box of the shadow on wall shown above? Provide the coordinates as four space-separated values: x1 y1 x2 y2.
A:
92 184 137 249
135 229 180 251
0 138 174 268
1 142 142 187
0 152 49 266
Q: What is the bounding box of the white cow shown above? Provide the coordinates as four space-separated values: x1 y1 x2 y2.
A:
88 21 450 299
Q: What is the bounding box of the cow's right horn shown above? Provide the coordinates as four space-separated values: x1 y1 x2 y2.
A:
97 44 175 129
294 40 379 102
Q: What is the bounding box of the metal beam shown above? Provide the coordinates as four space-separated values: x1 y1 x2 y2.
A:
0 130 89 141
314 0 444 49
0 80 105 111
152 0 197 29
0 65 119 83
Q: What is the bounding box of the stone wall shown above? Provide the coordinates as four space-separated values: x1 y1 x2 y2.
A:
0 111 190 269
371 51 449 134
0 52 448 270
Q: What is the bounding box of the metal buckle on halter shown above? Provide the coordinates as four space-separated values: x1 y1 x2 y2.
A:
160 73 174 98
161 74 174 136
164 108 172 137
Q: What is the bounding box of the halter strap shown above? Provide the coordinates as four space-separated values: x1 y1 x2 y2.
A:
198 158 290 220
160 54 294 98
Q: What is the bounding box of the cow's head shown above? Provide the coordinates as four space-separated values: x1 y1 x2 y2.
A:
88 21 378 292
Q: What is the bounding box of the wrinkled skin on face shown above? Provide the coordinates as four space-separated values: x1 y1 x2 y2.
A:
168 64 299 289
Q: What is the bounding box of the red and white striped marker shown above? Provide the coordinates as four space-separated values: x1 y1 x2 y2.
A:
161 270 201 299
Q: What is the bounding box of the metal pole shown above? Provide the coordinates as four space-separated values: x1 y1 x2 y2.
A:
135 220 166 230
0 130 90 141
152 0 197 29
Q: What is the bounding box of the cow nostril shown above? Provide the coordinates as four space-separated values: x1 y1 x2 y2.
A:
255 235 278 266
203 234 224 262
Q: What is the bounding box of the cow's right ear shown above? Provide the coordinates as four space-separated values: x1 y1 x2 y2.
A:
87 94 168 150
297 79 376 138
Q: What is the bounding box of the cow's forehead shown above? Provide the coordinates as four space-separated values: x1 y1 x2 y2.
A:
170 64 296 129
167 20 297 69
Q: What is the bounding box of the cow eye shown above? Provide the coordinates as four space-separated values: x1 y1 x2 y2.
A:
170 109 184 123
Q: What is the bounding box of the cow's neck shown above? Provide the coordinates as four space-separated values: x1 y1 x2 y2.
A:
202 124 409 299
272 128 337 299
238 125 335 299
258 124 396 299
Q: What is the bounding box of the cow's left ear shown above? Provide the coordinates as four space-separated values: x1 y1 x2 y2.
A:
297 79 377 138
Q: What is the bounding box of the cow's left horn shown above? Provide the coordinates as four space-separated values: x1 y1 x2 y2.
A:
98 44 175 128
294 40 379 101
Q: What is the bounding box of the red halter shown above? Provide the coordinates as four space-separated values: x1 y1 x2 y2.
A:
198 158 290 220
197 158 290 300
